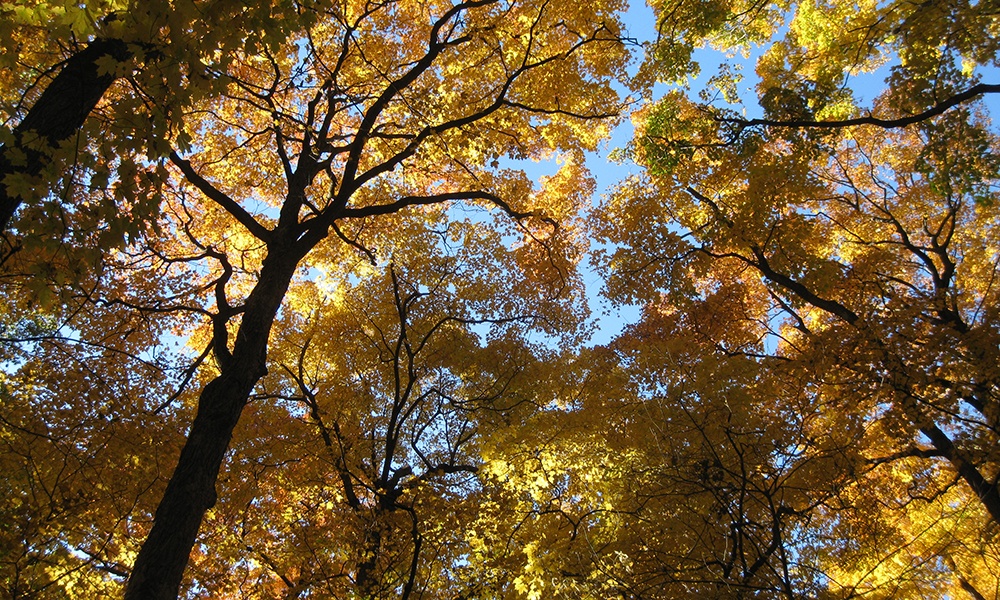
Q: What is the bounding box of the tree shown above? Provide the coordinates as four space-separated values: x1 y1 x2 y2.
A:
1 0 629 597
594 0 1000 594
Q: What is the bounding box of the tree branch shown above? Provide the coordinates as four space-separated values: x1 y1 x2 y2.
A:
720 83 1000 131
169 151 272 242
339 190 540 220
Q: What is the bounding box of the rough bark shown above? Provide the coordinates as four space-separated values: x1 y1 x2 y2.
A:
0 38 130 231
124 237 308 600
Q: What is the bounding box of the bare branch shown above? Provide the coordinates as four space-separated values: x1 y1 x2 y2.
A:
719 83 1000 131
169 151 273 242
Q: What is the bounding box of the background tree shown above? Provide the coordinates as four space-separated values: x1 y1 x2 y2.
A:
594 0 1000 595
184 245 578 598
0 0 313 234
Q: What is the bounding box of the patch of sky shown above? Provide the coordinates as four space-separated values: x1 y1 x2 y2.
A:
489 0 662 346
504 0 778 346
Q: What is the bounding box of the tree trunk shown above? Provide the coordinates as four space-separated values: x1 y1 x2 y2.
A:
0 38 130 231
124 240 305 600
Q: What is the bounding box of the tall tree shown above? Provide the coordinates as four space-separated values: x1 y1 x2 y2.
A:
2 0 628 597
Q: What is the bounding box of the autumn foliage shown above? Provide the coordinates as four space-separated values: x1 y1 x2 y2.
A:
1 0 998 598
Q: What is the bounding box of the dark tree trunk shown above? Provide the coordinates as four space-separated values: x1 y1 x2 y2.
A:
123 372 257 599
124 240 306 600
0 38 130 231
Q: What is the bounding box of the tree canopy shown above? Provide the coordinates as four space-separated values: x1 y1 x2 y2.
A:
1 0 998 598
